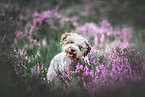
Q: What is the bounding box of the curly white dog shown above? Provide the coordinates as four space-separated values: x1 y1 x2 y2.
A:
47 33 91 81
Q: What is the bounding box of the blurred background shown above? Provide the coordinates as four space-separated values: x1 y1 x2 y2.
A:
0 0 145 97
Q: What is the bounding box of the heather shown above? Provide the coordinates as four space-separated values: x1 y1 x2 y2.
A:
1 0 145 97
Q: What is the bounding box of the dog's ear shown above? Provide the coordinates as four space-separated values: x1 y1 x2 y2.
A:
84 41 91 57
60 33 70 46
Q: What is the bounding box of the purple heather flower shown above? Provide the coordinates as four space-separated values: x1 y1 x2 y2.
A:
33 39 37 43
42 39 47 47
37 51 40 57
84 65 89 71
28 59 31 63
83 71 89 76
80 65 84 70
21 64 27 69
77 76 80 81
96 67 100 73
89 71 94 77
25 56 28 60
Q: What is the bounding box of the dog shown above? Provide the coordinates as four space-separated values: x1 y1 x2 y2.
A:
47 33 91 81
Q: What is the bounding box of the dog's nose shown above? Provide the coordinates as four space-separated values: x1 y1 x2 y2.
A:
70 48 75 52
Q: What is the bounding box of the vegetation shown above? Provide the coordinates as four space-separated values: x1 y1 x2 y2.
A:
1 0 145 97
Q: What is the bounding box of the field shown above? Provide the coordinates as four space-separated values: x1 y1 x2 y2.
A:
1 0 145 97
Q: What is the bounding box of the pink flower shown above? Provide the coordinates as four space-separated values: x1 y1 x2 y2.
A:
37 42 41 46
43 78 46 81
37 51 40 57
89 71 94 77
21 64 27 69
65 80 69 86
96 67 100 73
84 65 89 71
19 49 24 56
28 59 31 63
77 76 80 81
80 65 84 70
75 69 80 74
32 12 39 17
42 39 47 46
83 71 88 76
33 39 37 43
14 49 16 52
25 56 28 60
99 33 105 47
76 64 80 69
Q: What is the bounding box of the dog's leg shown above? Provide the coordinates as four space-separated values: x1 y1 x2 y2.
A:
47 59 58 81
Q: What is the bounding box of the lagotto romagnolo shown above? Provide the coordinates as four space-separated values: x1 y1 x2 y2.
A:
47 33 92 81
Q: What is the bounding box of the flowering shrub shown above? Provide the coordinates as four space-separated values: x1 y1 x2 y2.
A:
48 41 144 96
75 20 133 53
12 9 78 84
9 3 145 97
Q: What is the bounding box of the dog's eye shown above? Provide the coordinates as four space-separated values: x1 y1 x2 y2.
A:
66 41 74 44
69 41 74 43
79 45 83 50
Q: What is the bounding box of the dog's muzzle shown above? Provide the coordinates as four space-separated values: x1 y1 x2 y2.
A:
67 48 77 59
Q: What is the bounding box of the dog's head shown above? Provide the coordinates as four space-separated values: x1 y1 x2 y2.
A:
60 33 91 60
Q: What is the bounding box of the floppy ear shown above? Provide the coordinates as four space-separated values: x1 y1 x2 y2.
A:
60 33 70 46
84 40 92 57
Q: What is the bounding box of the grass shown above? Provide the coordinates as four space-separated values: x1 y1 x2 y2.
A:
1 0 145 97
